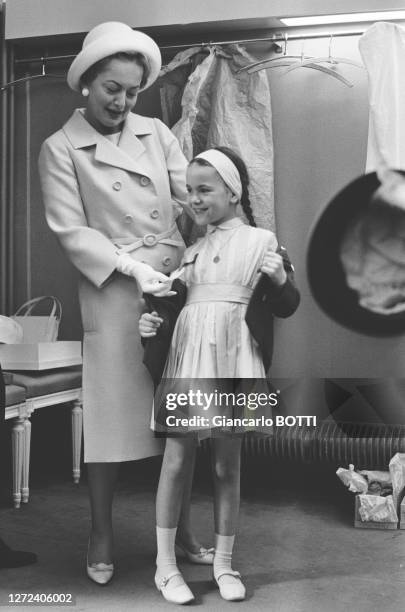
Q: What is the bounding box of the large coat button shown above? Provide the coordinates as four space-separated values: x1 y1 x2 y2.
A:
143 234 157 246
113 181 122 191
150 209 159 219
140 176 150 186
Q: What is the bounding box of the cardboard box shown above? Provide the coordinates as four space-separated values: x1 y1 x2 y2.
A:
354 495 398 530
0 341 82 370
399 498 405 530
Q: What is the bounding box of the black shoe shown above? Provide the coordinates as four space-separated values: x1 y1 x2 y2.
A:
0 538 37 569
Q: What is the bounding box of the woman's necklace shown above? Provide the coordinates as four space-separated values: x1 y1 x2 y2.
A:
209 226 239 263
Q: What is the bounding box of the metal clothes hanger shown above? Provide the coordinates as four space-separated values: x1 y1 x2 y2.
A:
1 57 65 92
238 34 362 87
283 35 363 87
285 34 363 71
281 47 354 87
238 34 307 74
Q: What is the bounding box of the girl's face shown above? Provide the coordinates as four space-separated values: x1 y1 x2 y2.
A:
84 58 143 134
186 163 238 226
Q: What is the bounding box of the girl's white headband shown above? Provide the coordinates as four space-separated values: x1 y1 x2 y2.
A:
194 149 242 200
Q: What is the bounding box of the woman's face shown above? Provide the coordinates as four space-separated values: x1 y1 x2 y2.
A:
186 163 237 226
84 58 143 134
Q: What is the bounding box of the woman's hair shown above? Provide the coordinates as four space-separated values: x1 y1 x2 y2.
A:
80 52 150 89
190 146 256 227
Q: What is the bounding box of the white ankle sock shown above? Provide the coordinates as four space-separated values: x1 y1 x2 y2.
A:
213 534 235 581
156 526 178 577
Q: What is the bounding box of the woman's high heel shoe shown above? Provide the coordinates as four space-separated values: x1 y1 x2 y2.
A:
86 559 114 585
86 539 114 585
154 570 195 604
175 542 214 565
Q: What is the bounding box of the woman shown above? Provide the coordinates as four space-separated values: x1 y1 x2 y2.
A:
38 21 212 584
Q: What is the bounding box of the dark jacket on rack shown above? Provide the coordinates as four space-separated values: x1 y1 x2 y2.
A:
142 247 300 385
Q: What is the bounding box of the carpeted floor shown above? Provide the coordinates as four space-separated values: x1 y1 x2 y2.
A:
1 447 404 612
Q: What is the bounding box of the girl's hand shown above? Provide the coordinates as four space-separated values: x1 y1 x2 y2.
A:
139 311 163 337
261 250 287 286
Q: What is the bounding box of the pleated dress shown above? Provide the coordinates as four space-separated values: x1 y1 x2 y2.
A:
153 217 278 436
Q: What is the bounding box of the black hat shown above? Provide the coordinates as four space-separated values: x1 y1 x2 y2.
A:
307 171 405 336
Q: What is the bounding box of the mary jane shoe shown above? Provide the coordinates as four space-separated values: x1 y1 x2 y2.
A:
214 570 246 601
155 570 195 604
86 559 114 585
175 542 214 565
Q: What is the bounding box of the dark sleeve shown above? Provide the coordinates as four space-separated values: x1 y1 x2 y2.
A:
141 280 187 387
256 246 300 318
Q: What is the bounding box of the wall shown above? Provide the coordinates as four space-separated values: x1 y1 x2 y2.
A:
9 25 405 378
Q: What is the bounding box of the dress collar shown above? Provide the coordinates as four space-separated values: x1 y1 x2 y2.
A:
207 217 245 233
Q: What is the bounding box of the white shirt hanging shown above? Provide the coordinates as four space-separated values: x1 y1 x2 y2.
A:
359 22 405 172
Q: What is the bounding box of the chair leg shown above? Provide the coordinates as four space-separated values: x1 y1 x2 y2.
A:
72 398 83 484
21 417 31 503
11 417 24 509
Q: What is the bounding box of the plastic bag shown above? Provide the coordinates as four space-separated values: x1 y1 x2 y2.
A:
357 494 398 523
336 464 368 494
359 470 391 485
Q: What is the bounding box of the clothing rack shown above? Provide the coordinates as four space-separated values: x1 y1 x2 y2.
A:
12 29 366 67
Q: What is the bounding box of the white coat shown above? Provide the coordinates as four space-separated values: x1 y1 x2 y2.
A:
38 109 188 462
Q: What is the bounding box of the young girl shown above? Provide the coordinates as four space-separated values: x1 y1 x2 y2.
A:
139 147 299 604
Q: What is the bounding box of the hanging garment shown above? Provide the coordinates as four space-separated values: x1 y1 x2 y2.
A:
160 45 275 230
168 47 219 160
159 47 208 128
359 22 405 172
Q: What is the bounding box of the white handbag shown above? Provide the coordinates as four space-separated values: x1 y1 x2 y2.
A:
12 296 62 343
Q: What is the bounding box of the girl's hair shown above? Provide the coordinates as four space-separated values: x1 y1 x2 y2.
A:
190 146 256 227
80 52 150 89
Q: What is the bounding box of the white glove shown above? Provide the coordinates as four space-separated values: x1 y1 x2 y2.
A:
116 252 175 296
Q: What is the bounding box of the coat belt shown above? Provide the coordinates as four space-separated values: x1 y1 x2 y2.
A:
112 224 183 253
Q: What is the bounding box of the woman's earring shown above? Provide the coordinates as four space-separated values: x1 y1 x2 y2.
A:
81 87 89 97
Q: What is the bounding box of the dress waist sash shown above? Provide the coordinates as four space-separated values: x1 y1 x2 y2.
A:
186 283 253 305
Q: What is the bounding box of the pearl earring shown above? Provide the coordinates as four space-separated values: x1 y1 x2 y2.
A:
81 87 89 97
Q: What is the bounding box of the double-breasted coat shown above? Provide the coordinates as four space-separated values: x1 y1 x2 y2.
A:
38 109 188 462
